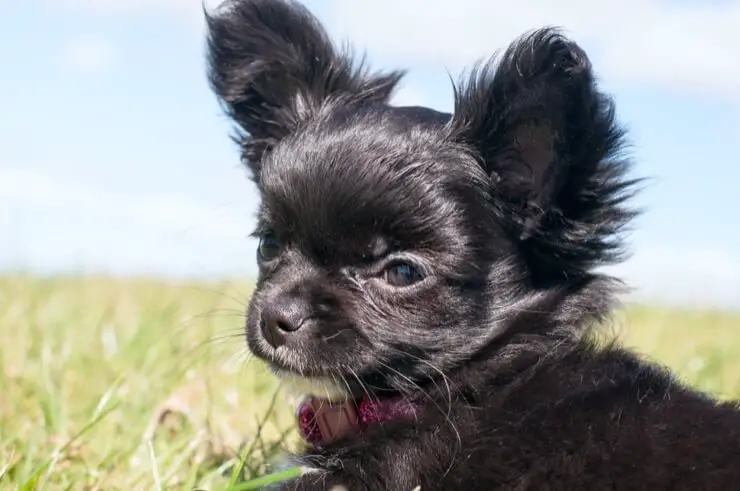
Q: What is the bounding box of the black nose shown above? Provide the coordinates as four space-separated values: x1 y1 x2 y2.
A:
259 295 310 348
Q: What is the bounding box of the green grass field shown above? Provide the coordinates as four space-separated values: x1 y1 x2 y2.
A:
1 275 739 490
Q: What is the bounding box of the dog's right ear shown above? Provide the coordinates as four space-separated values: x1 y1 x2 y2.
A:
206 0 403 178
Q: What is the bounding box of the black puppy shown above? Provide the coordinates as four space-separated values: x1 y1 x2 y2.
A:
205 0 740 489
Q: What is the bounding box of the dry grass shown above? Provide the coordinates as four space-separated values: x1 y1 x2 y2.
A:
1 275 738 490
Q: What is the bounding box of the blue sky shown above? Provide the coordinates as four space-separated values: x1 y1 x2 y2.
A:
1 0 739 308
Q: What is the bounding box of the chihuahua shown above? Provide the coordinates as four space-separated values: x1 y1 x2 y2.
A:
206 0 740 489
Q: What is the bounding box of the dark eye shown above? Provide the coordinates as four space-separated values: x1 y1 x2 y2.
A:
384 262 424 287
258 233 281 261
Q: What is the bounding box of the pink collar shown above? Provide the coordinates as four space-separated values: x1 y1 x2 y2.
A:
296 394 422 446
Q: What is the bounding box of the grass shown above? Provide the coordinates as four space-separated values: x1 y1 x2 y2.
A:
1 275 739 490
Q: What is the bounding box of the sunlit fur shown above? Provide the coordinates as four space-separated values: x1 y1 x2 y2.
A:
206 1 740 489
273 369 350 403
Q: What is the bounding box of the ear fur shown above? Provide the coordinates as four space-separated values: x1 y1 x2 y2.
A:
449 28 640 279
205 0 404 177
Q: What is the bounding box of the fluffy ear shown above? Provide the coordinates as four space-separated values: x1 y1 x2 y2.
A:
205 0 403 177
449 28 639 279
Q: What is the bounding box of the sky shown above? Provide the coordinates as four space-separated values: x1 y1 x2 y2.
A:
1 0 739 308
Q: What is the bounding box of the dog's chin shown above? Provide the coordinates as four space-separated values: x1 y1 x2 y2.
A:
270 366 355 404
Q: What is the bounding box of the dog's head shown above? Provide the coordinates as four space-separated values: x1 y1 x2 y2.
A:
206 0 638 397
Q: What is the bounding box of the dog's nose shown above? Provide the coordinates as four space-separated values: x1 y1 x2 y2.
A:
259 295 310 348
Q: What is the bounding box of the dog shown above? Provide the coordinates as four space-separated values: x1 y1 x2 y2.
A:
205 0 740 489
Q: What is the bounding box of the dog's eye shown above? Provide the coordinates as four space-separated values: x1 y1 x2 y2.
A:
258 233 281 261
384 262 424 287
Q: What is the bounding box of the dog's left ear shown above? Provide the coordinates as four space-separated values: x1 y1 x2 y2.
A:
206 0 403 178
449 28 638 278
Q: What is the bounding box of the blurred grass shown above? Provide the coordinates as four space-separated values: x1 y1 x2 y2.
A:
0 275 738 490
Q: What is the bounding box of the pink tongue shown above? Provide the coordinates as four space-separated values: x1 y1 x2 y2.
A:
296 394 421 445
297 397 360 444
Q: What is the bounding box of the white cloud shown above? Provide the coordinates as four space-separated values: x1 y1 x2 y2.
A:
0 166 259 278
327 0 740 102
390 84 431 108
608 245 740 309
0 167 248 240
59 38 114 73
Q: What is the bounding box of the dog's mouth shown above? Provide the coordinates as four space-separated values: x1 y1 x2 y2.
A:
296 393 422 447
270 367 423 446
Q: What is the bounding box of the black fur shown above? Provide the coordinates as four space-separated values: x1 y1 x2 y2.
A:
206 1 740 489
